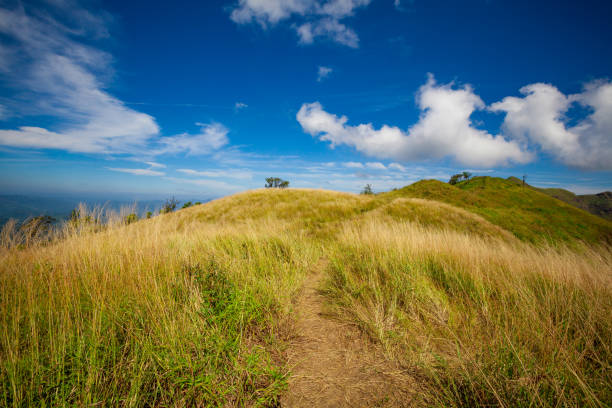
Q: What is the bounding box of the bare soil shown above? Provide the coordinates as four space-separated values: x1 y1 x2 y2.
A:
281 259 415 407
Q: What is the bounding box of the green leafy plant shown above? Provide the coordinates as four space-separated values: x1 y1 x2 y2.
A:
265 177 289 188
160 197 179 214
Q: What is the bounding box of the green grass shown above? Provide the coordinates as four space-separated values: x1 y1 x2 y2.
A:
529 185 612 222
326 220 612 407
0 221 320 407
384 177 612 245
1 182 611 407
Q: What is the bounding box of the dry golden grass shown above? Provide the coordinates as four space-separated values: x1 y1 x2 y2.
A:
326 218 612 406
1 188 611 407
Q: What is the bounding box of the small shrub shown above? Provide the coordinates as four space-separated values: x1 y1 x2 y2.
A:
361 184 374 195
160 197 179 214
124 213 138 224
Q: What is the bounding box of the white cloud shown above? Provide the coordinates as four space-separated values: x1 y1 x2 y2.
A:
145 161 166 168
0 4 159 154
230 0 312 25
164 177 242 193
0 2 231 158
229 0 370 47
389 162 406 171
298 75 532 168
235 102 248 110
317 66 333 82
177 168 253 179
158 123 229 156
299 75 612 170
491 80 612 170
107 167 165 176
297 18 359 48
343 161 364 168
366 162 386 170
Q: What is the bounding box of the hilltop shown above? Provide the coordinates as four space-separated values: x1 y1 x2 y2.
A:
1 180 611 407
386 176 612 245
512 179 612 222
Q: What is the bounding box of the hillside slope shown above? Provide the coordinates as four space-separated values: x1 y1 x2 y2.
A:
503 176 612 221
384 176 612 245
1 186 611 407
533 186 612 221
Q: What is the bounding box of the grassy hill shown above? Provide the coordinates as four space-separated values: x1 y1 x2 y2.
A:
1 183 611 407
526 184 612 222
384 176 612 245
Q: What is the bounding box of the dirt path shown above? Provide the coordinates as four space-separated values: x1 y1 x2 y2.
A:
281 259 414 407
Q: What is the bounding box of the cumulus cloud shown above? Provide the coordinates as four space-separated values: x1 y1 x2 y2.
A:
343 161 364 168
299 75 612 170
0 2 230 158
317 66 333 82
491 80 612 170
298 75 532 167
229 0 370 47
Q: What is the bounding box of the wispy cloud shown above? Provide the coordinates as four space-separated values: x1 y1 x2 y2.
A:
366 162 386 170
0 104 8 120
107 167 165 176
0 3 159 154
235 102 248 110
145 161 166 168
157 123 229 156
164 177 243 193
389 162 406 172
317 66 333 82
177 168 253 179
0 2 231 159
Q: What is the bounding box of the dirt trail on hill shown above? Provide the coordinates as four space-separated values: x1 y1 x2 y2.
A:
281 259 414 407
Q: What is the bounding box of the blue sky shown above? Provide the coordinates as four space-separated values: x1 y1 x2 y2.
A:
0 0 611 200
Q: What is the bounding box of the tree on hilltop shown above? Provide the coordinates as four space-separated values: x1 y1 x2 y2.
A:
265 177 289 188
449 172 473 185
